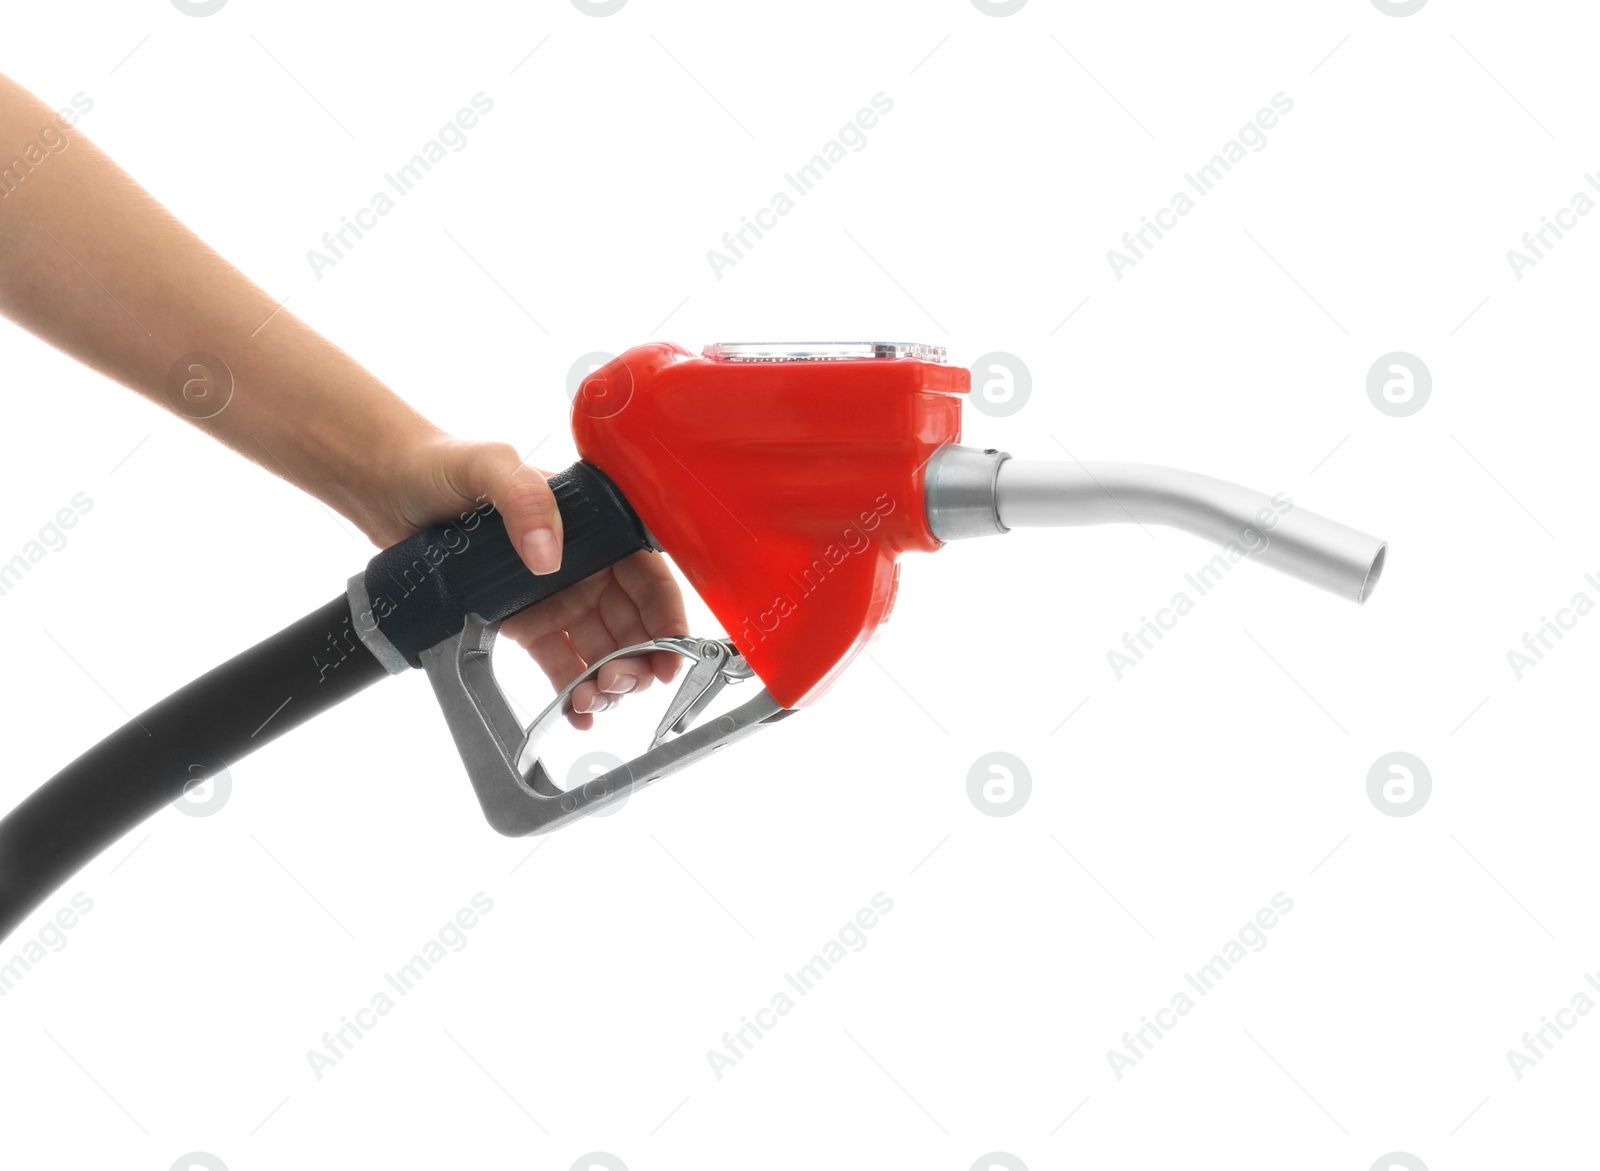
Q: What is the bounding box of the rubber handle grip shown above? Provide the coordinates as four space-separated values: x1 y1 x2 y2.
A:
363 461 655 667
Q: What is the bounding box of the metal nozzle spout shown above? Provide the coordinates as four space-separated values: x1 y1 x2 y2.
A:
924 446 1387 604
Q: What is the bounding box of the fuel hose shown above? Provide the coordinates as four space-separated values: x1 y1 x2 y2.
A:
0 462 654 942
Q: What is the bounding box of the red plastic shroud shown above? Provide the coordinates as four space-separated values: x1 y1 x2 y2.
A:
572 343 969 710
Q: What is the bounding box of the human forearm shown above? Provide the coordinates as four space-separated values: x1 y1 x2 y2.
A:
0 71 687 720
0 72 441 541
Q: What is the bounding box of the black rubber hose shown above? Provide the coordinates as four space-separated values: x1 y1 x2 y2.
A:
0 462 655 943
0 596 386 942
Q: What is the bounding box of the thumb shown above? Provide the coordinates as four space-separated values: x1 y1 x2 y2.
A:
445 442 564 576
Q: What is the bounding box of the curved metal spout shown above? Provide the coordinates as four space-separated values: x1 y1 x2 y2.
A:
924 446 1387 604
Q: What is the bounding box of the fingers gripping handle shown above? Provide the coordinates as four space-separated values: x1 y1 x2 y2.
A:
355 461 656 670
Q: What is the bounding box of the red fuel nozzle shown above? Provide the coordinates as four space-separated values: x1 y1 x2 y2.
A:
572 342 968 709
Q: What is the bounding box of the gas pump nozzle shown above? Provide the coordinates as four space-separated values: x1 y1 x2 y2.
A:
0 340 1389 939
405 342 1387 834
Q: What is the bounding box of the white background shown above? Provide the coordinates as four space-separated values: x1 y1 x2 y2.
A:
1 1 1596 1168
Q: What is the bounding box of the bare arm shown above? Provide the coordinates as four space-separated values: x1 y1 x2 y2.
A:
0 73 684 721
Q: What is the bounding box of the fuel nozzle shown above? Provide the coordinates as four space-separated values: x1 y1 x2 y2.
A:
924 445 1387 604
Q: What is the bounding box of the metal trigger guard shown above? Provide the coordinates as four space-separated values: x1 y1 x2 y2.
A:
421 615 790 836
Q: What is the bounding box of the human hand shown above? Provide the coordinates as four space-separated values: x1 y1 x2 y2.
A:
358 436 688 729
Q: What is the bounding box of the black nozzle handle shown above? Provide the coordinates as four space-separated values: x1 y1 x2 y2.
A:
359 461 655 668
